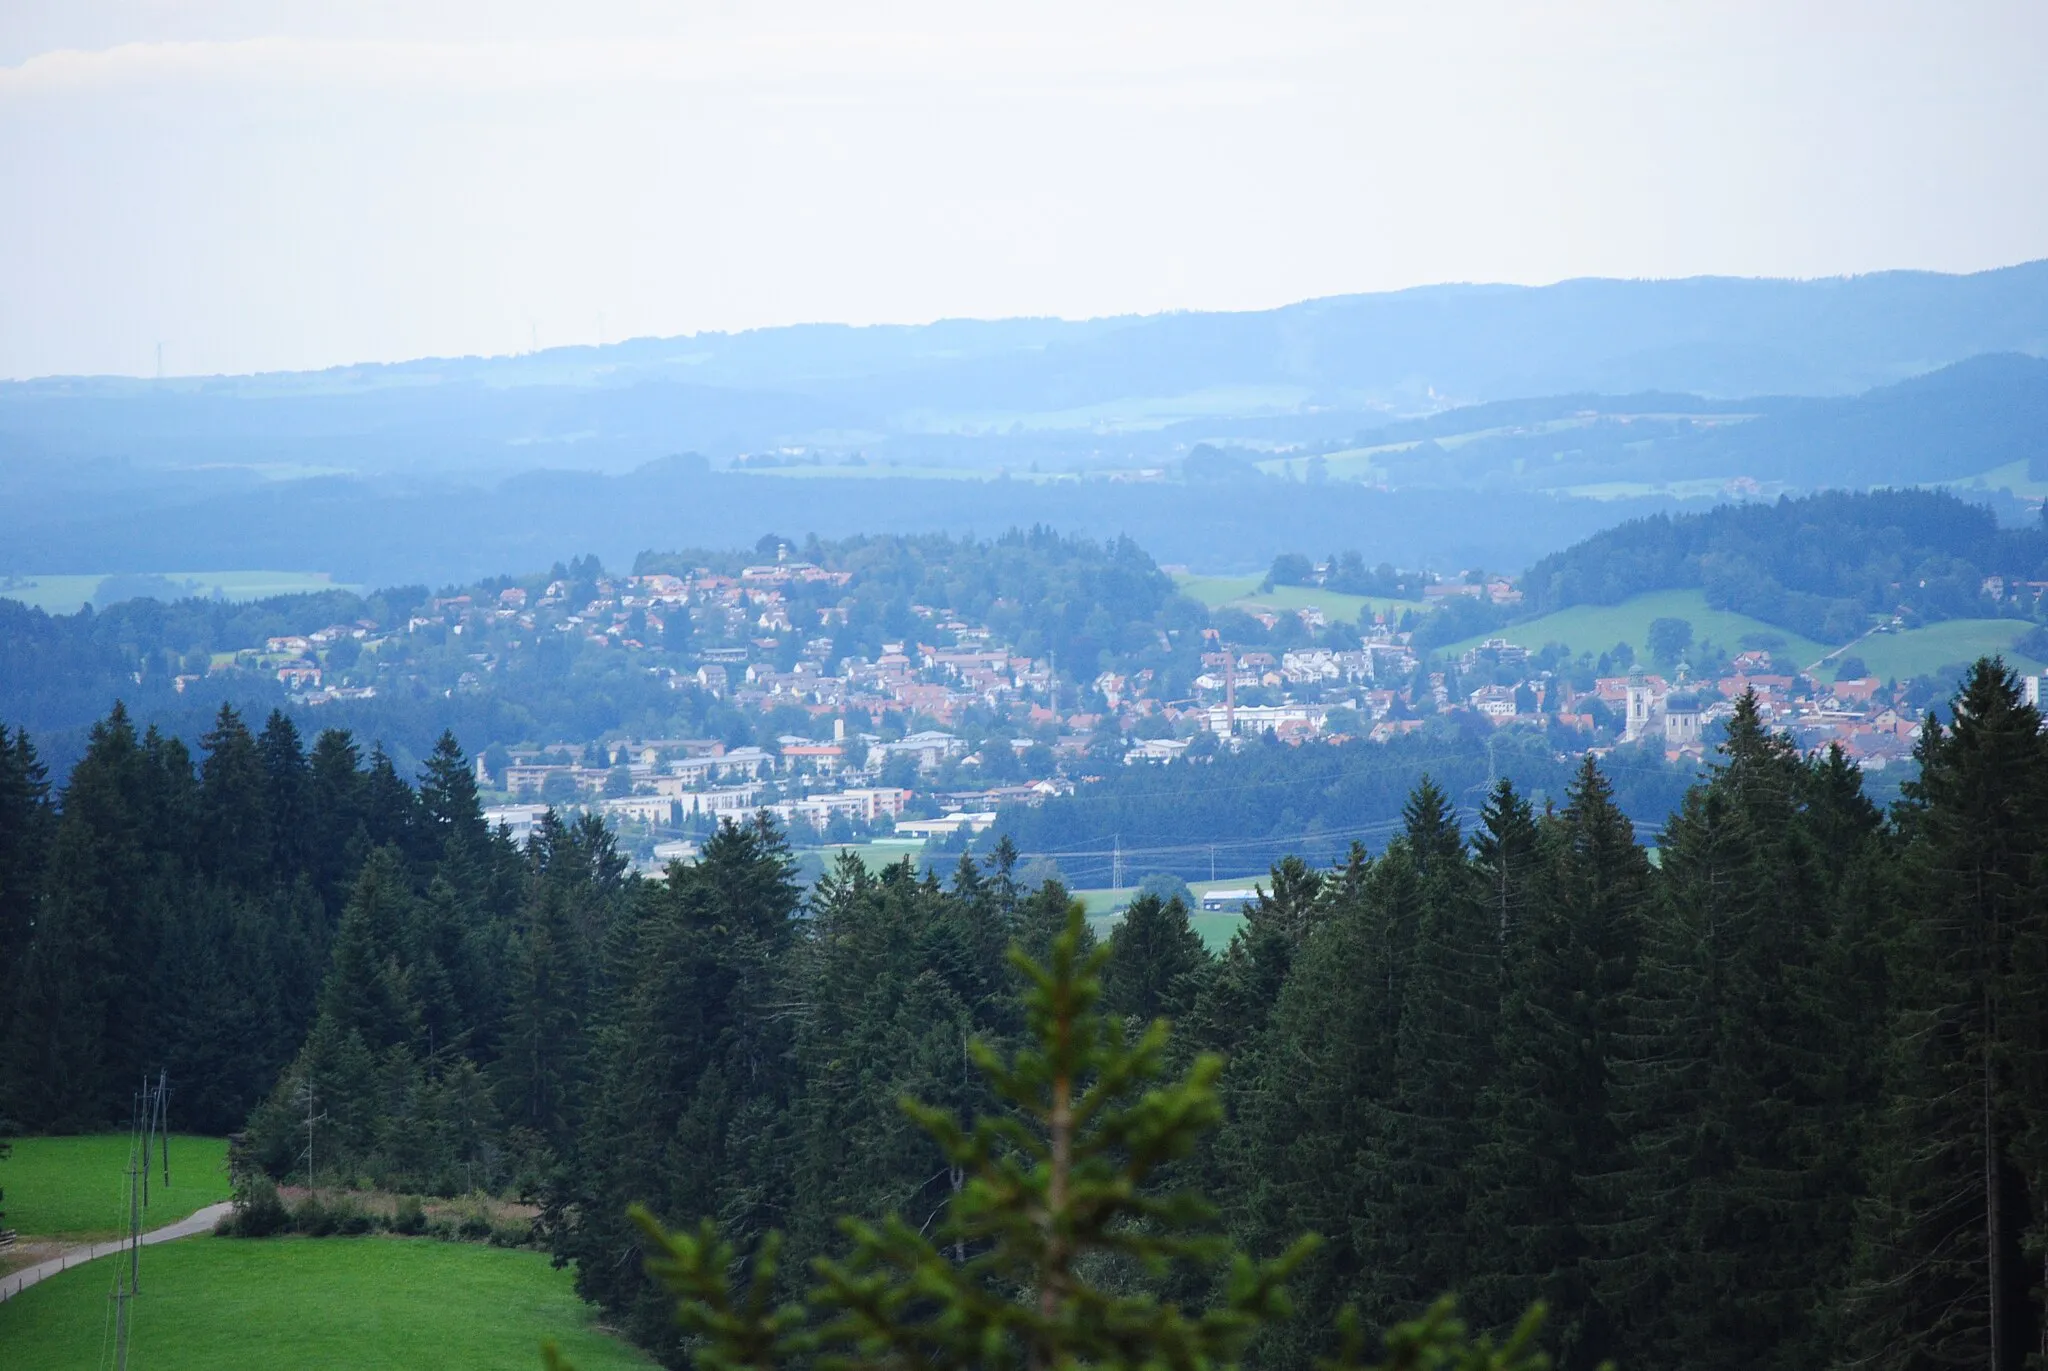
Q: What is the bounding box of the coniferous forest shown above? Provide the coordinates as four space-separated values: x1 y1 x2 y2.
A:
4 663 2048 1371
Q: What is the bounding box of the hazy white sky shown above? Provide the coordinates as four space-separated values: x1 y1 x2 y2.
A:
2 1 2045 379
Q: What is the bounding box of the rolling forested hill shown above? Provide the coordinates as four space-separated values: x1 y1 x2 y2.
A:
1518 488 2048 643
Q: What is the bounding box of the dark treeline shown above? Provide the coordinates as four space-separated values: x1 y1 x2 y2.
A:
987 721 1700 888
0 700 558 1141
5 665 2048 1371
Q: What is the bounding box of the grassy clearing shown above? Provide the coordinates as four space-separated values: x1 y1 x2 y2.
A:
1850 620 2044 681
2 1135 231 1238
1172 573 1421 625
1444 589 1833 672
813 840 931 872
0 1235 652 1370
1936 460 2048 501
1445 589 2043 682
0 570 358 616
1077 877 1263 953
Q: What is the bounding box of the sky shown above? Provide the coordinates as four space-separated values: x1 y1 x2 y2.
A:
2 1 2045 380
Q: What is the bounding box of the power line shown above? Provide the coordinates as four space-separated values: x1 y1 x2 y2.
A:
112 1072 168 1371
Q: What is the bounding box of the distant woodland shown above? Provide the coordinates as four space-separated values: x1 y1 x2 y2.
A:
6 657 2048 1369
1520 488 2048 641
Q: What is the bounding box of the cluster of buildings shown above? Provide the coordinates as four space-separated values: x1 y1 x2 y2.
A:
1579 655 1924 769
173 625 381 705
479 726 1068 854
173 553 1982 869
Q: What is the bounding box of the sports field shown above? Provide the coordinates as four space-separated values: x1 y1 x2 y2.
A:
0 1235 651 1369
2 1135 232 1239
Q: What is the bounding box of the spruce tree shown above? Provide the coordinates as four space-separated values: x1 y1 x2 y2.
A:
1470 755 1648 1366
3 704 178 1125
305 728 368 918
198 704 273 889
1361 780 1500 1325
316 849 423 1054
1470 779 1539 945
0 725 52 1021
1242 833 1422 1364
1102 893 1212 1025
787 859 997 1264
562 819 803 1355
1603 695 1869 1371
1845 659 2048 1371
257 709 311 878
495 879 591 1155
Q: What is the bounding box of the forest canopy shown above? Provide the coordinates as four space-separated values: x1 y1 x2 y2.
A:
5 658 2048 1369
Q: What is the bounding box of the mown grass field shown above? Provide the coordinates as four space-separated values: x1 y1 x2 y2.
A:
1172 573 1421 625
1849 620 2045 681
1445 589 2043 683
1442 589 1833 671
2 1135 231 1238
820 839 931 870
1077 876 1263 952
0 570 358 616
0 1235 652 1370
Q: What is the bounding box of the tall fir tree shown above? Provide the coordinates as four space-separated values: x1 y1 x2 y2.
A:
1469 754 1648 1366
1101 892 1212 1025
198 704 273 889
1604 695 1859 1371
0 724 53 1036
1845 659 2048 1370
1358 779 1501 1326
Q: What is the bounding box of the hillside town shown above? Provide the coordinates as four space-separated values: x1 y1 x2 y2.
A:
156 552 1990 863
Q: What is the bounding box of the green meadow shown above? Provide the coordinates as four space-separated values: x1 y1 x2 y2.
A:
2 1135 231 1239
0 1235 651 1370
1443 589 2043 683
1076 876 1264 952
1441 589 1833 672
1849 619 2045 681
0 570 358 616
1173 573 1422 625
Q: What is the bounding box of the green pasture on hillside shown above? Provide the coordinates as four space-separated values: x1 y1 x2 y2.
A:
1443 589 1833 672
1444 589 2044 684
1848 620 2045 682
1936 460 2048 502
0 1235 652 1370
1172 573 1421 625
1 1135 231 1238
0 570 358 616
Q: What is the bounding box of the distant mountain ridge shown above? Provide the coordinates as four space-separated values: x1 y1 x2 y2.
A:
2 261 2045 478
1343 353 2048 497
